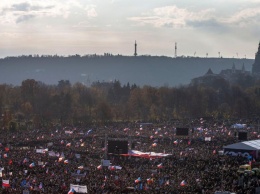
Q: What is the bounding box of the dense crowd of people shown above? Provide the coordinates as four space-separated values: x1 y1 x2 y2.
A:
0 118 259 193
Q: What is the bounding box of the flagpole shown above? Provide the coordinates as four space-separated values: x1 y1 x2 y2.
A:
104 133 108 160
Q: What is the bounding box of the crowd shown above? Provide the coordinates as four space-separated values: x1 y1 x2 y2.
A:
0 118 259 194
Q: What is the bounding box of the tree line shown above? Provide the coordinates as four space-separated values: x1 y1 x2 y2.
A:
0 78 260 129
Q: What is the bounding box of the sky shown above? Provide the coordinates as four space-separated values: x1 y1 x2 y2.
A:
0 0 260 59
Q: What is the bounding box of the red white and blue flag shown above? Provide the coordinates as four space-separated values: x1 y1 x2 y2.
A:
2 179 10 187
68 188 75 194
180 180 187 186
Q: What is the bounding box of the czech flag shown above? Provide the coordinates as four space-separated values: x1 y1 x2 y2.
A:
66 143 71 147
152 143 157 147
29 162 35 168
3 153 7 158
68 188 75 194
157 163 163 168
2 180 10 188
64 160 69 164
108 166 115 170
180 180 187 186
97 165 102 170
135 177 141 183
147 178 153 184
58 157 63 162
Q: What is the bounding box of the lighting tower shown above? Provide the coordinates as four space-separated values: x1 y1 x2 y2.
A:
134 41 137 56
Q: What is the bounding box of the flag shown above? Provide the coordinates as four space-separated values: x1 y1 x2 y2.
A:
8 159 12 165
21 179 26 187
2 179 10 187
135 177 141 183
66 143 71 147
29 162 35 168
86 129 93 135
78 165 84 170
64 160 69 164
108 166 115 170
157 163 163 168
213 150 216 154
180 180 187 186
68 188 75 194
23 158 29 163
152 143 157 147
3 153 7 158
174 140 178 145
147 178 153 184
4 147 9 152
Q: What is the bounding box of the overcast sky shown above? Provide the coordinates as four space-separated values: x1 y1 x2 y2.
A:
0 0 260 59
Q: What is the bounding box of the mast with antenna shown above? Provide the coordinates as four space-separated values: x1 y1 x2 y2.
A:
175 42 177 58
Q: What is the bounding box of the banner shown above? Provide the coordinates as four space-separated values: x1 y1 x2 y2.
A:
36 149 47 154
70 184 87 193
38 161 44 166
101 159 110 167
47 142 53 147
205 137 211 141
71 172 86 178
48 151 56 157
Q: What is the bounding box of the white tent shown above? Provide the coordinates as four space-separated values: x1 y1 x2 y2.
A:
223 139 260 158
231 124 246 129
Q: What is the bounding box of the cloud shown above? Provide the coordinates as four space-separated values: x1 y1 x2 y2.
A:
224 7 260 27
11 2 31 11
128 5 260 30
0 0 98 24
128 6 215 28
16 14 35 23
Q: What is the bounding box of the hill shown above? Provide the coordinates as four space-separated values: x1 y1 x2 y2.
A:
0 55 254 87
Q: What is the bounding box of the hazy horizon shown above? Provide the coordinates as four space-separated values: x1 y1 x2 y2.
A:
0 0 260 59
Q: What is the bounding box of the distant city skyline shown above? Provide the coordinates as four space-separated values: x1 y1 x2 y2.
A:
0 0 260 59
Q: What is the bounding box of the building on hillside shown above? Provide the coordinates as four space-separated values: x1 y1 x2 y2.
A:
191 63 253 88
219 63 251 85
190 41 260 87
190 68 226 87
